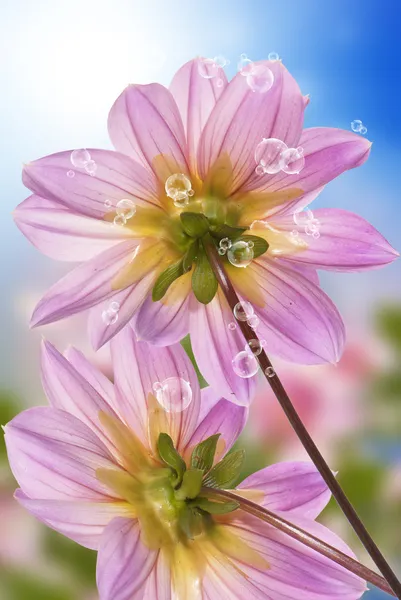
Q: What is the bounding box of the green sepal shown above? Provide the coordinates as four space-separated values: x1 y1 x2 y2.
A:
192 244 218 304
194 497 240 514
180 212 210 238
190 433 220 473
157 433 186 486
182 240 199 272
209 224 247 240
203 450 245 489
176 468 204 500
235 234 269 258
152 260 184 301
178 505 204 539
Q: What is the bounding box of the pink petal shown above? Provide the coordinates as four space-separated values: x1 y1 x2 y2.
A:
88 270 155 350
143 551 171 599
111 326 200 451
185 388 248 462
97 517 157 600
31 240 138 327
238 461 331 519
198 60 304 194
267 186 325 219
15 489 131 550
4 407 119 501
272 208 399 271
64 346 115 408
22 149 161 218
108 83 189 177
251 257 345 364
134 291 190 346
189 290 257 407
169 58 228 171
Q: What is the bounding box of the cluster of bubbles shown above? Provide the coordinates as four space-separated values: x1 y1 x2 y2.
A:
351 120 368 135
101 301 120 326
69 149 97 178
231 301 262 378
237 53 275 94
152 377 192 413
255 138 305 176
198 55 230 88
105 199 137 227
165 173 194 208
218 238 254 268
293 207 321 239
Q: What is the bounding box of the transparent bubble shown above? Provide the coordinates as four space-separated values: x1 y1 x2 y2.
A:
216 78 224 88
293 208 314 228
219 237 232 251
152 381 163 393
247 240 254 249
248 315 260 329
113 214 127 226
248 339 263 356
255 138 288 175
351 120 363 133
214 55 229 68
305 217 320 236
218 248 226 256
255 164 265 176
109 301 120 313
359 125 368 135
238 53 253 76
84 160 97 176
70 149 91 168
228 322 237 331
165 173 193 206
102 309 118 326
280 147 305 174
290 230 299 238
265 366 275 378
104 199 112 209
232 351 259 378
116 199 136 220
66 170 75 178
268 52 280 61
227 240 254 268
312 230 321 239
246 64 274 93
297 146 304 156
198 57 219 79
188 189 195 197
234 301 254 322
154 377 192 413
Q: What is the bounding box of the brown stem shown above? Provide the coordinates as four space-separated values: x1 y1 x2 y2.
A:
204 237 401 599
202 487 395 597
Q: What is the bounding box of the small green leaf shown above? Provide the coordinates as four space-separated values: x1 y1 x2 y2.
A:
203 450 245 489
176 468 204 500
183 240 199 272
194 497 239 514
180 212 210 238
209 224 247 239
192 244 218 304
157 433 186 485
236 234 269 258
190 433 220 473
152 260 184 301
178 505 204 539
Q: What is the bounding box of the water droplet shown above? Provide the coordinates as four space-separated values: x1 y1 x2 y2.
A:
84 160 97 176
113 214 127 226
238 53 253 76
304 217 320 236
234 301 254 322
216 78 224 88
265 366 275 378
219 238 232 251
109 301 120 313
104 199 112 209
297 146 304 156
153 381 163 393
70 149 91 168
255 164 265 176
255 138 288 175
227 240 254 268
102 309 118 326
232 351 259 378
293 208 314 227
268 52 280 61
248 339 262 355
66 170 75 178
188 189 195 197
247 315 260 329
247 240 254 249
116 199 136 220
214 55 229 68
246 64 274 93
165 173 193 206
359 125 368 135
228 322 237 331
198 57 219 79
218 248 226 256
312 230 320 239
290 230 299 237
351 119 363 133
155 377 192 412
280 147 305 174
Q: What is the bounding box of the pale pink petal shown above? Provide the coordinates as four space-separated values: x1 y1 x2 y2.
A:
134 292 190 346
251 257 345 364
31 240 138 327
169 58 228 172
4 407 119 501
189 290 257 407
88 270 155 350
15 489 131 550
271 208 399 271
22 149 161 218
198 60 304 194
97 517 157 600
266 186 325 219
239 462 331 519
143 551 171 599
64 346 115 408
111 326 200 450
108 83 189 176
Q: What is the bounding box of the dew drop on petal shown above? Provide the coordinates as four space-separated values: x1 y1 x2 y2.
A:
228 322 237 331
234 301 254 322
116 199 136 220
109 301 120 313
232 351 259 378
248 339 262 355
102 309 118 326
237 53 253 76
246 64 274 93
280 147 305 174
351 119 363 133
268 52 280 61
218 248 226 255
247 315 260 329
255 164 265 176
290 230 299 238
216 78 224 88
66 170 75 178
198 57 219 79
188 189 195 197
153 381 163 393
247 240 254 249
104 199 112 209
155 377 192 412
293 207 314 227
70 148 91 168
265 366 275 378
227 240 254 268
165 173 192 206
84 160 97 176
255 138 288 175
219 238 232 251
312 230 320 239
113 214 127 226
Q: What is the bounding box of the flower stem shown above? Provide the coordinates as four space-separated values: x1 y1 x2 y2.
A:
204 238 401 599
202 486 395 597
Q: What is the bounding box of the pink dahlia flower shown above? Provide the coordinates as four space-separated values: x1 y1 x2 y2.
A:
15 57 397 405
4 329 366 599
